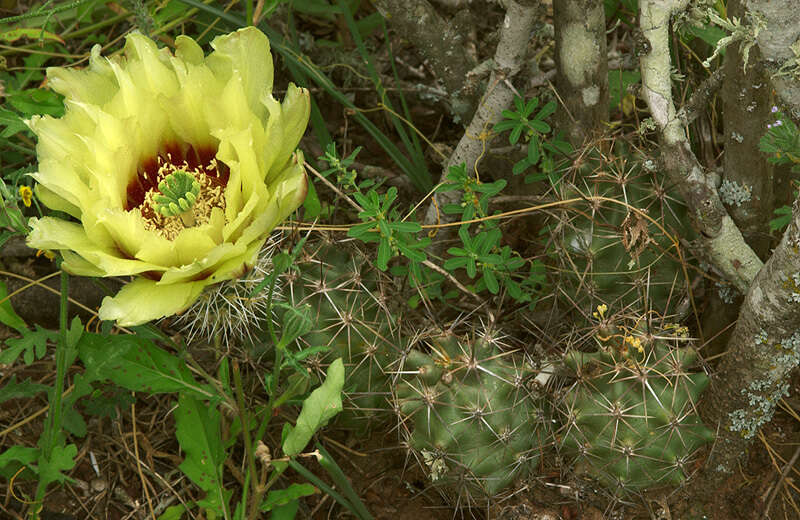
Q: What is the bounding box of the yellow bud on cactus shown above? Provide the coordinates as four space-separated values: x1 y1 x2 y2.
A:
25 27 310 326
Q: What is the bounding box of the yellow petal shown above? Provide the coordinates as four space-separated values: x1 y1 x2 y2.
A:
206 27 273 121
98 278 205 326
158 241 247 285
123 33 178 98
29 27 310 328
46 44 116 106
32 175 83 219
215 125 268 211
27 217 161 276
266 85 310 181
236 154 307 246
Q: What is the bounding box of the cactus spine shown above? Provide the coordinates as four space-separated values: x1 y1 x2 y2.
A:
559 311 714 491
394 330 552 500
284 234 400 431
554 149 690 314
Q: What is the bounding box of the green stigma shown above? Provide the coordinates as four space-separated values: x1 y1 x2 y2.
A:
153 171 201 225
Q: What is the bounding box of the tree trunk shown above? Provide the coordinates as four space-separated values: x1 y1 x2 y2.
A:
721 0 774 258
747 0 800 116
372 0 478 122
553 0 609 146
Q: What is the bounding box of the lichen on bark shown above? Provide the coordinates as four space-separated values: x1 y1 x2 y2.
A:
553 0 609 145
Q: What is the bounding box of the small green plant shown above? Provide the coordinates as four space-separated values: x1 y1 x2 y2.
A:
492 95 572 183
320 144 547 308
770 203 794 232
759 108 800 171
759 108 800 232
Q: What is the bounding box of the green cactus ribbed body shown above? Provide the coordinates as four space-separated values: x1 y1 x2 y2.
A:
560 319 714 491
395 332 551 500
556 166 690 313
286 236 399 431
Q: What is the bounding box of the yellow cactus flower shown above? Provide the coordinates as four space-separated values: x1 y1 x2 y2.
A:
26 27 310 326
19 185 33 207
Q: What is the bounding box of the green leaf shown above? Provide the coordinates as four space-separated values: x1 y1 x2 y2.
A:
0 107 29 138
347 221 376 238
282 359 344 456
513 96 525 113
62 407 87 438
483 269 500 294
0 280 27 333
513 158 533 176
443 256 468 271
278 303 314 348
37 443 77 486
175 394 227 517
682 24 728 50
0 375 49 403
303 179 321 218
0 326 57 365
465 259 477 278
524 97 539 116
262 483 318 512
389 221 421 233
82 385 135 419
535 100 557 121
7 89 64 117
529 120 551 133
77 333 216 399
376 237 391 271
526 137 541 166
0 446 39 479
270 500 299 520
156 504 187 520
398 243 426 262
493 120 519 136
0 28 64 44
769 205 793 231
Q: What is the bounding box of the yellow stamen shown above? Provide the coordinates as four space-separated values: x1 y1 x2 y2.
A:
135 156 226 240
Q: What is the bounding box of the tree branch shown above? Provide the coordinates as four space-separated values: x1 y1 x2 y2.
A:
640 0 800 498
423 0 537 230
747 0 800 116
700 199 800 484
373 0 478 122
639 0 763 292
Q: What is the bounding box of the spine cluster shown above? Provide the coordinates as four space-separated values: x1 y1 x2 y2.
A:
277 234 714 501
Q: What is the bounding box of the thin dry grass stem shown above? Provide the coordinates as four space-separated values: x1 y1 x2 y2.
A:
305 160 364 213
0 384 75 438
763 443 800 517
131 401 157 520
0 269 100 317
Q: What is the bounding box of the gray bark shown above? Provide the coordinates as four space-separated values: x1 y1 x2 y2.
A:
423 1 538 231
372 0 478 122
700 202 800 484
553 0 609 146
638 0 763 293
700 0 776 359
722 0 774 259
747 0 800 117
638 0 800 501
